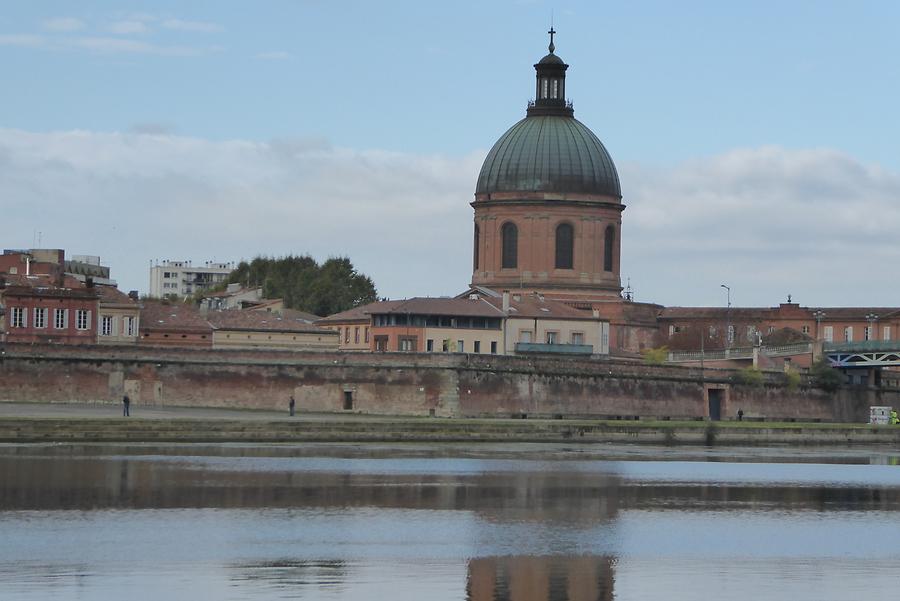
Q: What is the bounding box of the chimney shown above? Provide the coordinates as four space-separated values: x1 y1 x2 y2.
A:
502 290 510 312
128 290 139 300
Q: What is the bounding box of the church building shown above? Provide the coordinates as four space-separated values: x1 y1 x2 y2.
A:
468 30 660 353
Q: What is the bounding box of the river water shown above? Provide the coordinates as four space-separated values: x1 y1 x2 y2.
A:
1 443 899 601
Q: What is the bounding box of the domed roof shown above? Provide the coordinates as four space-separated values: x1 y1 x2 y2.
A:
538 52 565 65
476 115 621 197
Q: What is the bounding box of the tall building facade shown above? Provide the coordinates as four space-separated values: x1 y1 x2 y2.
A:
149 260 234 298
471 30 623 304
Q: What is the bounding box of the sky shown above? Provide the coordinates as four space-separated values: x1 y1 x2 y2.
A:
2 0 900 308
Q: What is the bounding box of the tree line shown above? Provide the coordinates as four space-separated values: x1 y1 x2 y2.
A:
223 255 378 317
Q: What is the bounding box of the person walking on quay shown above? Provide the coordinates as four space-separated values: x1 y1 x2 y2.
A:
737 408 744 422
289 395 296 417
122 394 131 417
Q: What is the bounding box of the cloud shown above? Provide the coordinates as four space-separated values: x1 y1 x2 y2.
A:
620 147 900 306
71 36 218 56
1 128 897 307
41 17 85 32
162 19 222 33
256 51 291 61
108 20 150 35
0 34 46 47
0 128 481 299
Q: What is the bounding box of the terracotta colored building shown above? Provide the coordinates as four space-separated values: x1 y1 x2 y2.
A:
139 300 213 347
316 301 403 351
0 274 100 345
466 33 664 354
207 310 338 351
659 301 900 350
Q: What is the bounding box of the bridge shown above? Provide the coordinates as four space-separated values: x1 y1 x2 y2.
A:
824 341 900 368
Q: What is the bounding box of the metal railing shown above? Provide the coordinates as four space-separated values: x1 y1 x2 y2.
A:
667 342 813 363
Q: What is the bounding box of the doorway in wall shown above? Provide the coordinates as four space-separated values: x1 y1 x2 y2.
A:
708 389 723 421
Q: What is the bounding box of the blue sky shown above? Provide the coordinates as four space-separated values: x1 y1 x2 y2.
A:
2 1 900 307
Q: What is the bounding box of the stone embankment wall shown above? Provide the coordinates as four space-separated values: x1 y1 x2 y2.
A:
0 344 885 422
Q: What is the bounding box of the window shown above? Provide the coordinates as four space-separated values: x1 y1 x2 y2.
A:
54 309 67 329
33 308 47 329
101 315 113 336
541 78 548 98
844 326 853 342
884 326 892 341
11 307 25 328
520 330 532 343
474 341 481 353
124 316 136 336
374 336 388 351
864 326 872 341
727 325 735 344
501 222 518 269
801 325 810 335
442 339 449 352
571 332 584 345
550 79 559 98
603 226 615 272
344 328 350 344
473 224 480 270
426 339 434 352
490 341 497 354
457 340 464 353
824 326 834 342
76 309 90 331
746 326 756 342
555 223 574 269
354 327 360 344
546 331 559 344
364 327 369 343
398 337 416 352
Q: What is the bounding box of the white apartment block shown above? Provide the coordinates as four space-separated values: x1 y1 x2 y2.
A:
149 260 235 298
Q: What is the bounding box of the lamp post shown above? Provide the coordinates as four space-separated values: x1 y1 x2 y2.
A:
721 284 731 348
865 313 878 342
813 310 826 341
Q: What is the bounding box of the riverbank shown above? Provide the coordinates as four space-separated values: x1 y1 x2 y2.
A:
1 403 898 445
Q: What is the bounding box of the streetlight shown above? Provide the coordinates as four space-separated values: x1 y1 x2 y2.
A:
721 284 731 348
813 310 826 341
865 313 878 342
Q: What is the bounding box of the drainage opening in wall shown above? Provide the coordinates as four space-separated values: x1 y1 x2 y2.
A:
343 390 353 410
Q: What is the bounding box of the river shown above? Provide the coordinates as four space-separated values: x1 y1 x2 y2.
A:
1 443 899 600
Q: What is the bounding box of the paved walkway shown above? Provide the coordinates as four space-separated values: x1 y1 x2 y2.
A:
0 402 407 422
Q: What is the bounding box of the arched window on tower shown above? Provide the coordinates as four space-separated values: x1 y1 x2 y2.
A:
604 225 615 272
555 223 573 269
501 222 518 269
473 224 480 270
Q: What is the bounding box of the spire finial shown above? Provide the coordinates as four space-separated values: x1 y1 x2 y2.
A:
548 25 556 54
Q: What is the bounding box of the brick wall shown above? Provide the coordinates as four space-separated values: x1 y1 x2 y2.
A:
0 343 877 422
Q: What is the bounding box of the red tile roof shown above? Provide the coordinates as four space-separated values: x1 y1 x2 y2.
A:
483 293 597 320
140 300 211 333
317 300 405 324
375 297 505 318
207 310 335 334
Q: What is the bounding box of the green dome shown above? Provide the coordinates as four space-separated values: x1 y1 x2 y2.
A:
476 115 621 197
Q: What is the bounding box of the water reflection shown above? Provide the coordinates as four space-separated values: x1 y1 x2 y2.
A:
467 556 615 601
2 444 900 601
2 447 899 513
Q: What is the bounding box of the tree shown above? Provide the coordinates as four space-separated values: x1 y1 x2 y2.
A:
220 255 377 316
810 357 843 393
642 346 668 365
